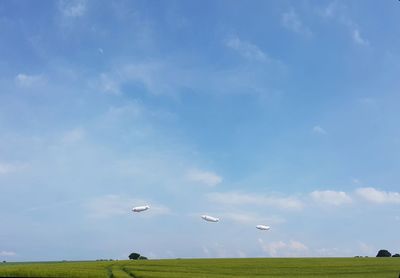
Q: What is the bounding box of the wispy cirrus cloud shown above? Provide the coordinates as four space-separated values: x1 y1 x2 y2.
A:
186 169 222 187
97 73 121 95
59 0 87 17
312 125 327 135
91 62 185 96
318 1 369 46
62 128 85 144
281 9 312 37
319 1 341 19
15 73 46 88
0 162 28 175
91 58 284 97
352 29 368 46
226 36 268 62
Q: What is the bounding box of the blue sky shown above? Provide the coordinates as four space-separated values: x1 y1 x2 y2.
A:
1 0 400 261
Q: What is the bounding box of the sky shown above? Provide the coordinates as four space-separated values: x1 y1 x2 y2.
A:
1 0 400 261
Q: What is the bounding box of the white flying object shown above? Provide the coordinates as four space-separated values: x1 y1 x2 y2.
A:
132 205 150 212
201 215 219 222
256 225 270 231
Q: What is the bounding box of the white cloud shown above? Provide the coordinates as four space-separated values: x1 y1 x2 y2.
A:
226 37 267 61
97 73 120 95
355 187 400 204
313 125 327 135
92 54 285 97
358 97 376 106
186 169 222 187
236 250 246 258
281 9 312 37
0 163 15 175
358 241 374 255
220 212 285 225
258 239 308 257
352 29 369 46
319 1 341 18
207 191 304 210
104 103 143 123
85 195 170 218
318 2 369 46
15 73 46 88
59 0 86 17
352 178 361 184
62 128 85 144
202 246 210 256
94 62 184 96
0 162 28 175
310 190 352 206
0 251 16 257
123 62 178 95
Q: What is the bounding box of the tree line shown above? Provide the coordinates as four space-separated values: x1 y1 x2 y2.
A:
376 249 400 257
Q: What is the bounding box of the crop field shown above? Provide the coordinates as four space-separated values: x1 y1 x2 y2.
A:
0 258 399 277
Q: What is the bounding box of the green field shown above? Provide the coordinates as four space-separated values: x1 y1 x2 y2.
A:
0 258 399 277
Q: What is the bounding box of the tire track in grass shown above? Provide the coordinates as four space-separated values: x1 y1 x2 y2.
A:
106 264 114 278
121 266 136 278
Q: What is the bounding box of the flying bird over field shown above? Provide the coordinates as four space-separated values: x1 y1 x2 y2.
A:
201 215 219 222
132 205 150 212
256 225 270 231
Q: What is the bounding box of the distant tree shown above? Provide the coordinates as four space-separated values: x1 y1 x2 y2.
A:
376 250 391 257
129 252 141 260
138 256 148 260
392 253 400 257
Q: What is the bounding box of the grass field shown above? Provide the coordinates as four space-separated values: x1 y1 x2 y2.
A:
0 258 399 277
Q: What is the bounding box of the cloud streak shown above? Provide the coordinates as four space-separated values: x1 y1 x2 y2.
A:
207 191 304 210
59 0 87 17
310 190 352 206
91 47 285 97
186 169 222 187
356 187 400 204
0 251 16 257
226 37 268 61
0 162 28 175
220 212 285 225
313 125 327 135
281 9 312 37
15 73 46 88
352 29 369 46
318 2 369 46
